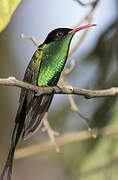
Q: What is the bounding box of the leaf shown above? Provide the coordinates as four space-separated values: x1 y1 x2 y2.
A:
0 0 21 33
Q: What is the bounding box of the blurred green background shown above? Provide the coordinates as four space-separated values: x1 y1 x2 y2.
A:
0 0 118 179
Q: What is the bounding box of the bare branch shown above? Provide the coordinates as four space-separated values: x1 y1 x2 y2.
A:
69 20 92 57
60 64 96 138
15 125 118 159
0 77 118 98
42 114 60 152
74 0 93 6
69 0 98 56
20 33 43 47
62 60 76 75
74 0 98 7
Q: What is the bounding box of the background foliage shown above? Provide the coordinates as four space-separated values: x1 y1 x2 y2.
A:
0 0 21 32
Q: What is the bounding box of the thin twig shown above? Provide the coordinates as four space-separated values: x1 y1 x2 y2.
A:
72 0 98 29
15 125 118 159
69 7 93 56
74 0 92 6
63 60 76 75
20 33 43 47
42 114 60 152
69 0 98 59
60 64 96 138
74 0 97 7
0 77 118 98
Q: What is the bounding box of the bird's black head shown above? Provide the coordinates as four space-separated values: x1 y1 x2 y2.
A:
44 28 72 44
43 24 96 45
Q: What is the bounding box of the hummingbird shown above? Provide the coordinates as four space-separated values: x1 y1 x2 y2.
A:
0 24 95 180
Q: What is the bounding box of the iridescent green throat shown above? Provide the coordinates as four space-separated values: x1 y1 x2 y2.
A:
37 33 74 86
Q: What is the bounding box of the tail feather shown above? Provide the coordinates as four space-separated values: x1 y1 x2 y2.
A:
0 122 23 180
23 95 53 140
0 97 26 180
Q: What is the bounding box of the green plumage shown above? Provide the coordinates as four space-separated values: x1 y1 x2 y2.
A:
31 33 73 86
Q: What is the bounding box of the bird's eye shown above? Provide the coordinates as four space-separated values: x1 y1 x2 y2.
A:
56 31 63 38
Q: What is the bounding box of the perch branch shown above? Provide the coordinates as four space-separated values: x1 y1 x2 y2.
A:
0 77 118 98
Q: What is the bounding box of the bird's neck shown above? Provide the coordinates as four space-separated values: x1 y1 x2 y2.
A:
38 34 73 86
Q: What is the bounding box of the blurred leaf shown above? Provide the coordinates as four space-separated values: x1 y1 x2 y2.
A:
0 0 21 32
